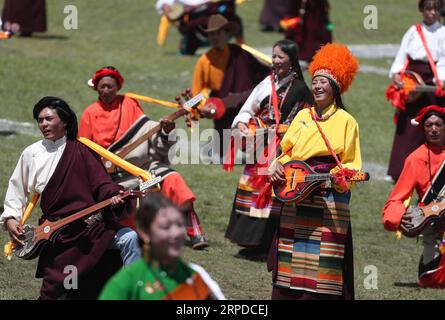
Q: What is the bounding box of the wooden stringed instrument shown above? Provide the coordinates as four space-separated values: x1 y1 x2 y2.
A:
13 189 142 260
102 89 203 174
273 160 370 203
400 199 445 238
399 70 437 103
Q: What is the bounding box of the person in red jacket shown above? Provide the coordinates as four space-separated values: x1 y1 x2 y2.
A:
79 66 208 250
383 105 445 287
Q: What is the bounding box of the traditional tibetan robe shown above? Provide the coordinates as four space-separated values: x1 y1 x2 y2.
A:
80 96 199 236
383 144 445 288
259 0 294 31
387 21 445 180
225 74 312 252
269 105 361 299
16 140 128 299
383 144 445 231
285 0 332 62
79 95 145 149
1 0 46 33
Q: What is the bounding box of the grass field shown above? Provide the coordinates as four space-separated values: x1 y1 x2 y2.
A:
0 0 444 300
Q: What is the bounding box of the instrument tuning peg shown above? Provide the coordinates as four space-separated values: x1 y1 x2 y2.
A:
185 88 193 99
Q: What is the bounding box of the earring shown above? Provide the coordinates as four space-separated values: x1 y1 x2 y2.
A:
143 239 151 262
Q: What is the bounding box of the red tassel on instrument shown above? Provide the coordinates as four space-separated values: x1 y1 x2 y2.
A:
385 83 406 112
223 136 235 172
255 181 273 209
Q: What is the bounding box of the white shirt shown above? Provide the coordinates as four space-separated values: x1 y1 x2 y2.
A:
0 137 67 225
155 0 210 15
231 73 293 127
389 21 445 81
188 262 226 300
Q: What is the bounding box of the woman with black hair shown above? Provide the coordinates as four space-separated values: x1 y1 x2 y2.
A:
1 96 136 299
269 43 360 300
224 39 313 258
387 0 445 181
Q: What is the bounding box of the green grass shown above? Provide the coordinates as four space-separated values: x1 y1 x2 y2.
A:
0 0 444 300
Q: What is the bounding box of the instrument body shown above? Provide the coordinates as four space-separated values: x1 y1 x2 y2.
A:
13 190 141 260
401 70 436 104
273 160 369 203
400 199 445 237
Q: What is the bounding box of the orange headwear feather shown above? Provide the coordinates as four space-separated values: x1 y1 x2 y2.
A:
309 43 359 93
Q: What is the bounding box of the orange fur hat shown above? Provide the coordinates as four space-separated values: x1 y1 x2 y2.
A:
309 43 359 93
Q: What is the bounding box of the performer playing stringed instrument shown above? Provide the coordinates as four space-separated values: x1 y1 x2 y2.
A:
192 14 270 160
268 43 360 300
79 66 208 250
386 0 445 181
383 105 445 287
283 0 333 65
224 39 312 258
99 193 225 300
0 97 137 299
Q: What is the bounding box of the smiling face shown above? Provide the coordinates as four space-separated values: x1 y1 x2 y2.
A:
37 107 67 141
97 76 119 105
272 45 292 80
311 76 335 109
144 206 186 266
424 114 445 147
421 1 441 25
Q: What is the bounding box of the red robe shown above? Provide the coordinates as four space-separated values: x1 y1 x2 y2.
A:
382 144 445 231
382 143 445 287
79 95 145 149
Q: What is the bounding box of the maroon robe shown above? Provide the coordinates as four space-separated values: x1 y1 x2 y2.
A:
212 44 270 154
1 0 47 33
36 140 130 300
285 0 332 62
177 0 243 55
259 0 294 31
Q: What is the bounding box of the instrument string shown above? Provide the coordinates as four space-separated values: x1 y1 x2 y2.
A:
427 146 437 199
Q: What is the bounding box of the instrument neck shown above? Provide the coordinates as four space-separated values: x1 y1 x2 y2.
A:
47 190 132 232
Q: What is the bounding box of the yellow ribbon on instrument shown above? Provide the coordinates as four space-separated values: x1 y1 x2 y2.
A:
78 137 156 185
157 15 170 47
396 196 412 240
4 193 40 260
240 44 272 66
125 93 179 109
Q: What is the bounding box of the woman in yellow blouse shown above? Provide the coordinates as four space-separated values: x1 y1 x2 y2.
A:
269 43 361 300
